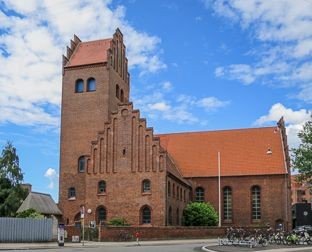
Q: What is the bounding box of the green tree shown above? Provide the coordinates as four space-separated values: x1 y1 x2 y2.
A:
16 208 44 219
0 142 27 217
183 202 218 226
292 117 312 183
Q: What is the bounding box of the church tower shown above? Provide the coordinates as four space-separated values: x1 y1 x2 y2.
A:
59 29 130 222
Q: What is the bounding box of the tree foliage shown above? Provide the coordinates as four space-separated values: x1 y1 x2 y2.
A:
292 117 312 183
183 202 218 226
0 142 27 217
16 208 44 219
107 217 130 226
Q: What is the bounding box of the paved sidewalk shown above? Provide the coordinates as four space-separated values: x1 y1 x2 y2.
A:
0 238 216 250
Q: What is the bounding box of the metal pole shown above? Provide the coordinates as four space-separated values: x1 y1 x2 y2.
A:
82 217 85 246
218 151 221 227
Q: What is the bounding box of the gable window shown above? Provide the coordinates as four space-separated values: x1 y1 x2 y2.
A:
96 206 107 224
141 205 151 224
75 79 84 93
87 78 96 92
142 179 151 193
78 156 86 173
68 187 76 199
98 180 106 194
195 187 204 202
251 186 261 220
223 187 232 221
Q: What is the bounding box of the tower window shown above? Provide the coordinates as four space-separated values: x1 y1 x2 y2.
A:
141 205 151 224
98 180 106 194
68 187 76 199
75 79 84 93
96 206 107 224
87 78 96 92
78 156 86 173
142 179 151 193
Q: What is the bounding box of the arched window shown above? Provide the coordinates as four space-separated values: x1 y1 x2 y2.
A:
168 181 171 196
168 206 172 225
141 205 151 224
120 89 124 102
177 186 180 199
96 206 107 224
87 78 96 92
180 188 182 201
74 212 81 228
116 85 120 98
78 156 85 173
75 79 84 93
223 187 232 221
142 179 151 193
251 186 261 220
195 187 204 202
98 180 106 194
68 187 76 199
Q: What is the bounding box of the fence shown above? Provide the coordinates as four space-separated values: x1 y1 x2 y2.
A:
0 217 53 242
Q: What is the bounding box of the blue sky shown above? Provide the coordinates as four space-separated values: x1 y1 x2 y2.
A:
0 0 311 202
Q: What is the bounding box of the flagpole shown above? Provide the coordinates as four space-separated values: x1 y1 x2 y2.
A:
218 151 221 227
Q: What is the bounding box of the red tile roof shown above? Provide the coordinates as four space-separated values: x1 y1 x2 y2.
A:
65 38 112 67
158 127 287 177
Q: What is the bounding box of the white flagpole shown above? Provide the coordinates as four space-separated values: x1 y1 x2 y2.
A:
218 151 221 227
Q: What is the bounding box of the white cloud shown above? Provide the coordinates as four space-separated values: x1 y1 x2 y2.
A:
148 102 171 112
162 81 173 91
197 97 230 110
255 103 311 147
0 1 166 129
206 0 312 103
44 167 58 189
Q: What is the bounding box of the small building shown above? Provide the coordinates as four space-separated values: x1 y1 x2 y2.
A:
291 175 312 204
17 192 62 239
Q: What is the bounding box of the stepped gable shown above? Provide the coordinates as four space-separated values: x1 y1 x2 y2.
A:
86 102 171 174
158 125 287 178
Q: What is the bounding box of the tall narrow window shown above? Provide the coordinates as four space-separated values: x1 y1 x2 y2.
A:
75 79 84 93
251 186 261 220
176 208 180 225
168 181 171 196
195 187 204 202
120 89 124 102
223 187 232 221
78 156 85 173
142 179 151 193
68 187 76 199
96 206 107 223
141 205 151 224
168 206 172 225
177 186 180 199
173 183 176 198
116 84 120 98
87 78 96 91
98 180 106 194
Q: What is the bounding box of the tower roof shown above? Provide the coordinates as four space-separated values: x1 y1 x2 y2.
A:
65 38 112 67
158 126 287 178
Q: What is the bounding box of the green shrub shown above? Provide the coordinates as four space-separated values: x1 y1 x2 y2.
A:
107 217 129 226
16 208 44 219
183 202 218 226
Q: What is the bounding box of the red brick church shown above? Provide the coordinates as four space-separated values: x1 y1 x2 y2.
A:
59 29 291 230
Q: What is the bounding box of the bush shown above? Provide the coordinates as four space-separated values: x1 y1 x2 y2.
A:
107 217 129 226
16 208 44 219
183 202 218 226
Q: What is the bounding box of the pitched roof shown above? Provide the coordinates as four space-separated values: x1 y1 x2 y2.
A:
17 192 62 216
65 38 112 67
158 126 287 178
